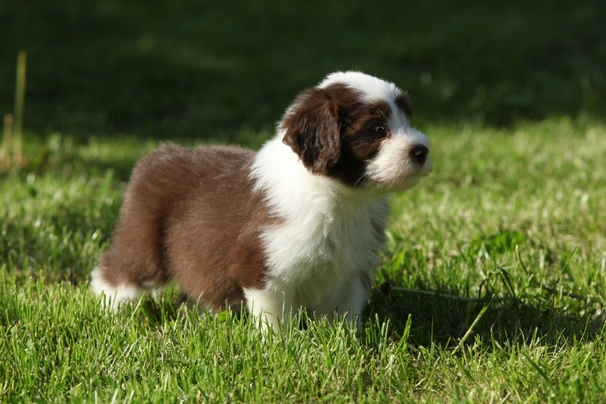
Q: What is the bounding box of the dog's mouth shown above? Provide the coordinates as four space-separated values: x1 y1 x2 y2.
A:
359 167 431 194
418 155 433 175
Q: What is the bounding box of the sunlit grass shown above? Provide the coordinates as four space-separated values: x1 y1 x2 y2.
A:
1 118 605 402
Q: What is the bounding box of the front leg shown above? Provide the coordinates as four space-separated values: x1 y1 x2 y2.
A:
318 273 371 332
243 287 294 332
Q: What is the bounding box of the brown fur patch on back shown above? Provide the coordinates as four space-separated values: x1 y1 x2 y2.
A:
98 145 277 312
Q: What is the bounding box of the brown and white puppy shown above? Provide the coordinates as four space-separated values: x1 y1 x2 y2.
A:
91 71 432 331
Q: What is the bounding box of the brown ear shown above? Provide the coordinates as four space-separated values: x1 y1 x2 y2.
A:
281 88 341 175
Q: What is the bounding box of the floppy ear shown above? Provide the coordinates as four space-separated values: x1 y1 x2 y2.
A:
281 88 341 175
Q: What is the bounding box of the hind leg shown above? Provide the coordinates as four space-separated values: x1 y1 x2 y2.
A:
91 196 170 309
90 265 145 309
91 245 169 310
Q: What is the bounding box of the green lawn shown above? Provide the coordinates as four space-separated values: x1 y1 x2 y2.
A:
1 1 606 402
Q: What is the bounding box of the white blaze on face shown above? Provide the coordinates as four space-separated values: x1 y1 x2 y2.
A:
319 71 401 103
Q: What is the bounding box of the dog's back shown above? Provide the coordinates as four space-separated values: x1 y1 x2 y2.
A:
92 144 273 311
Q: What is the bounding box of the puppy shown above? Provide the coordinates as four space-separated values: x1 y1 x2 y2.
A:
91 71 432 331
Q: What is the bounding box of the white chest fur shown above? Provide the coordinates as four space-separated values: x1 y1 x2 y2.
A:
247 137 389 326
261 195 387 305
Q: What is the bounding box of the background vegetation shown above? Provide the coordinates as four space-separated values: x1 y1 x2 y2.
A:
1 0 605 402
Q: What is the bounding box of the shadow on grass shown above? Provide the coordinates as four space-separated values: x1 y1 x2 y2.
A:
365 286 605 348
1 0 605 142
98 279 606 350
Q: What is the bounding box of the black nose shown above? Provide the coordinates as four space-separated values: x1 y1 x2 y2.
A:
410 144 429 165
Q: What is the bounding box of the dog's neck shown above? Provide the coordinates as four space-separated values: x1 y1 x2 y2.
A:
251 134 386 213
250 135 389 286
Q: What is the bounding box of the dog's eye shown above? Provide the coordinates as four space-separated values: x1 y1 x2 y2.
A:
369 124 386 133
367 124 387 136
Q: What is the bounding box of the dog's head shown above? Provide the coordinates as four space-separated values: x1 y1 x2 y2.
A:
281 71 432 193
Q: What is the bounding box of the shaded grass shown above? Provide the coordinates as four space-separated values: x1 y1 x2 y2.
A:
1 0 605 141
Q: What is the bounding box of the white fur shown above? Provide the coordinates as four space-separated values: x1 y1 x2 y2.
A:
245 71 432 332
249 137 389 331
320 71 401 107
243 287 295 331
251 138 389 284
366 128 433 192
90 266 144 310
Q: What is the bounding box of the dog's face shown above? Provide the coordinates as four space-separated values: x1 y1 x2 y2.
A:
281 71 432 193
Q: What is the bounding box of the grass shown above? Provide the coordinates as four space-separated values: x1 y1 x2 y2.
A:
1 0 606 402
